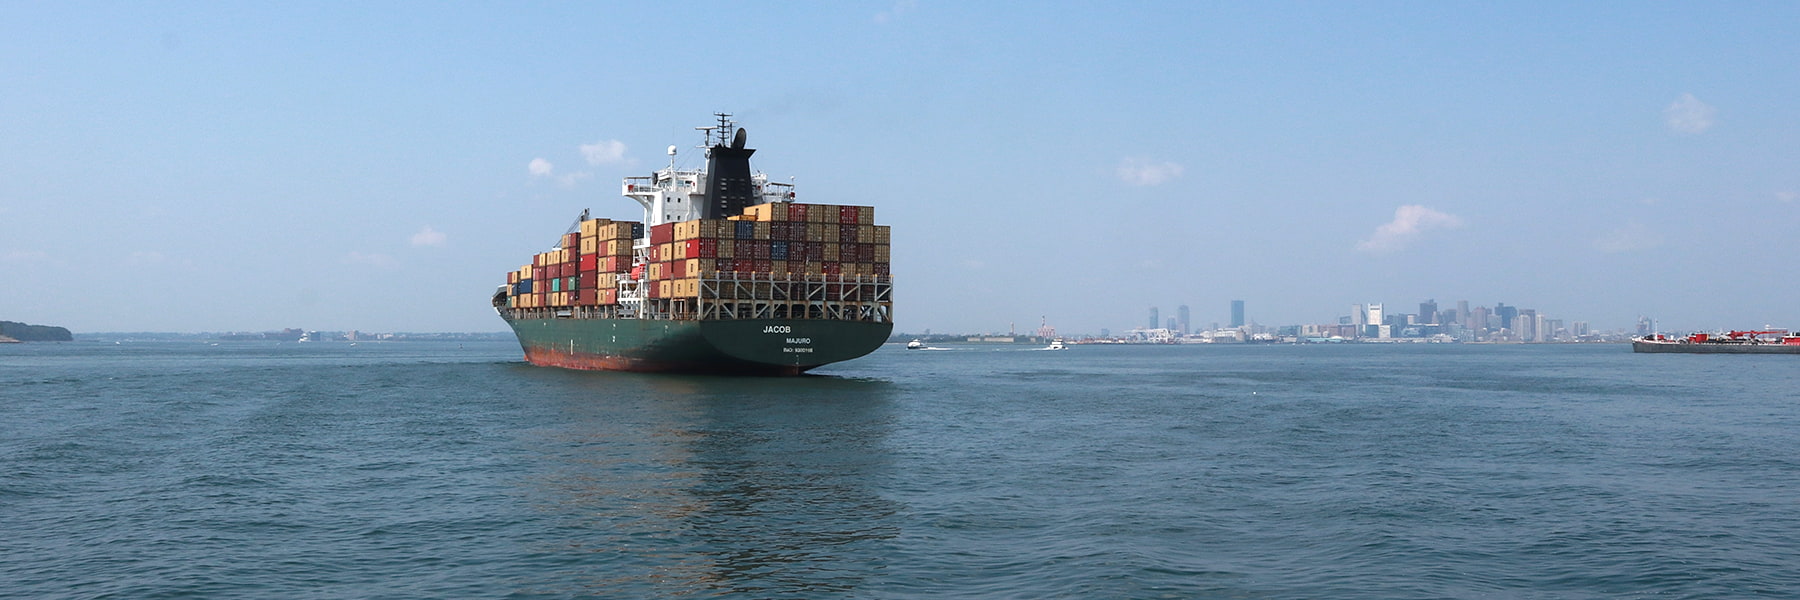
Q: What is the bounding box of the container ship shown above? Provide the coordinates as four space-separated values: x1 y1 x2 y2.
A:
1632 330 1800 354
491 115 893 375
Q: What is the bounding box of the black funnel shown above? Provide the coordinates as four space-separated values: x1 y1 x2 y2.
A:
701 127 756 220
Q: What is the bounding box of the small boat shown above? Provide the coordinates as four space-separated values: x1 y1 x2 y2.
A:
1632 329 1800 354
1046 338 1066 350
906 339 924 350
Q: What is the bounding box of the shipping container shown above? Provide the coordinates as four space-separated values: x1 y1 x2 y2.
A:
838 205 858 225
873 262 890 276
578 253 597 272
806 204 829 222
823 243 840 262
873 225 891 244
838 224 859 243
874 244 891 263
858 206 874 225
770 240 789 260
649 222 675 245
734 221 754 240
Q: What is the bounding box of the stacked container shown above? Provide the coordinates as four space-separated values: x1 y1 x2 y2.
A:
500 201 889 309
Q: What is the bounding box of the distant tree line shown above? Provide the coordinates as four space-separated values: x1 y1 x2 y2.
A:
0 321 73 341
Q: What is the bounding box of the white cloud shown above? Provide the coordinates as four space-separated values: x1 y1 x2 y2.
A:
1778 191 1797 203
875 0 917 23
2 250 49 264
528 158 554 177
580 140 628 165
343 251 399 269
1664 93 1716 134
1594 222 1664 253
1116 158 1184 186
1356 205 1464 254
410 225 447 247
126 251 167 265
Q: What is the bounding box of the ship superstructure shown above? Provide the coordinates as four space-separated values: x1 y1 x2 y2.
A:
492 115 893 374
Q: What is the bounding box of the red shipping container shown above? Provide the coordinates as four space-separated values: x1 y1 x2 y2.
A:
822 262 842 275
578 272 596 289
732 259 753 272
751 241 771 260
507 271 519 285
532 266 546 281
671 259 687 279
753 259 772 273
649 223 675 245
685 238 718 259
579 254 597 272
839 206 858 225
604 256 625 272
563 232 580 249
873 262 890 276
788 203 810 222
575 289 593 306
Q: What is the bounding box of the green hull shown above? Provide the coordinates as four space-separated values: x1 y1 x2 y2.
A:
502 316 893 375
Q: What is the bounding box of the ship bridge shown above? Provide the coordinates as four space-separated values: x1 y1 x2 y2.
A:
622 114 794 228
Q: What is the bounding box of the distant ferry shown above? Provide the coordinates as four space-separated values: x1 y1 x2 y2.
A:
1632 330 1800 354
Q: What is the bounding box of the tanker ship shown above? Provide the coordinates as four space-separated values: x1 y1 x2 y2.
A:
1632 330 1800 354
492 115 893 375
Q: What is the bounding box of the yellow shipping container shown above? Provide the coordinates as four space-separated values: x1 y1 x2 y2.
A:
800 261 823 275
822 243 840 261
857 206 874 225
578 218 611 237
684 258 716 277
718 240 735 259
807 204 829 223
649 262 665 280
820 224 839 243
579 237 599 255
873 225 891 244
753 222 771 240
805 223 825 242
770 260 788 276
747 202 789 222
856 225 874 244
874 244 891 263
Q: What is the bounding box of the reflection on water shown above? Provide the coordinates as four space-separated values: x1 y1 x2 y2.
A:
517 370 900 597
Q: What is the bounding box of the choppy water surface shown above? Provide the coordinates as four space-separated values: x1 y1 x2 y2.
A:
4 340 1799 598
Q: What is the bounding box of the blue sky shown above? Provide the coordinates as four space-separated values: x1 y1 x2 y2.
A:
3 2 1797 334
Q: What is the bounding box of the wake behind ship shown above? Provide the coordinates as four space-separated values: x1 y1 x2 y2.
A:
492 115 894 375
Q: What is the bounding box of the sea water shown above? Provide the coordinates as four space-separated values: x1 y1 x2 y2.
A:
4 340 1799 598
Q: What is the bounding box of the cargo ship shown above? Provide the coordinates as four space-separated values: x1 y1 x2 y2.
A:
1632 330 1800 354
492 114 893 375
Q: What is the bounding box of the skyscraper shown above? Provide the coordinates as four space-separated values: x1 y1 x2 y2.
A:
1230 300 1245 328
1495 303 1517 330
1418 299 1438 325
1148 306 1159 330
1177 305 1190 334
1457 300 1471 329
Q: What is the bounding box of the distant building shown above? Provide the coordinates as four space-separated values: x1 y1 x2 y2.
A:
1148 306 1159 331
1178 305 1191 335
1419 299 1438 325
1495 303 1518 330
1231 300 1245 328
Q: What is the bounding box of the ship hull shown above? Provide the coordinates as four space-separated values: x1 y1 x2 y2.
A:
1632 340 1800 354
502 315 893 375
